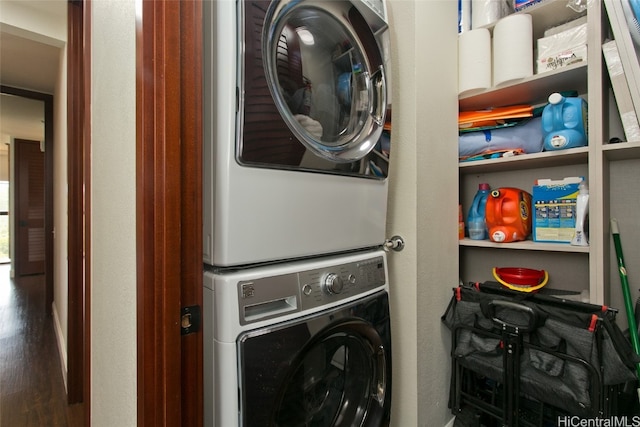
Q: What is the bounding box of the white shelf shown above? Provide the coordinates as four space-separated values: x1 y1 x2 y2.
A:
459 238 590 253
459 146 589 174
459 63 588 111
602 140 640 161
513 0 587 38
459 0 589 111
475 0 587 39
457 0 604 304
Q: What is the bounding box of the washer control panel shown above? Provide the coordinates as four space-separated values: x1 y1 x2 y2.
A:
237 254 386 325
323 273 344 294
298 255 386 311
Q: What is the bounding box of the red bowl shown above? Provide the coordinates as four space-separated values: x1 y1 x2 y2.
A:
495 267 545 286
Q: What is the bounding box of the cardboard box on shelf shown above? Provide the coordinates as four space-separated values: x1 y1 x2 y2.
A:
533 177 583 243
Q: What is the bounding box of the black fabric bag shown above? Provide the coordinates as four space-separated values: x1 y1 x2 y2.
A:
442 282 639 419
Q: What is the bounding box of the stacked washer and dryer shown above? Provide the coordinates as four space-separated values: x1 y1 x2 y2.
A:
203 0 393 425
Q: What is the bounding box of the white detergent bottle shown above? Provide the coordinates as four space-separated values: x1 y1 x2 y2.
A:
571 181 589 246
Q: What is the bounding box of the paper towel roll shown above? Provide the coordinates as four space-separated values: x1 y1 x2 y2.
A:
458 28 491 96
471 0 510 29
493 13 533 86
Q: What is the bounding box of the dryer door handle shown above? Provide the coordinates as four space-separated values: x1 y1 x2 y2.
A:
369 65 386 127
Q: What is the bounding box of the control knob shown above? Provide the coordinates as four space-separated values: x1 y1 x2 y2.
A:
323 273 344 295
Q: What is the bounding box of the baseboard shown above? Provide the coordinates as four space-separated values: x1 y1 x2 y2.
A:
52 302 68 392
444 415 456 427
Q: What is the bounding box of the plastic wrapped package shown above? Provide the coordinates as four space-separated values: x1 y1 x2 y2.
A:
471 0 512 29
538 21 587 56
458 117 544 159
603 40 640 142
537 19 588 74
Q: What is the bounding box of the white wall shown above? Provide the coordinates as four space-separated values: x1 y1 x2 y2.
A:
53 41 69 386
386 0 459 425
90 1 137 425
0 0 67 47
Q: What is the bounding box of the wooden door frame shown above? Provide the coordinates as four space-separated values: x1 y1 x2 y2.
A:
0 86 53 312
136 1 203 425
67 0 90 418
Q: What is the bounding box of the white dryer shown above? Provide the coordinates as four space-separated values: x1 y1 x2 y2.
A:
203 0 392 267
203 249 392 426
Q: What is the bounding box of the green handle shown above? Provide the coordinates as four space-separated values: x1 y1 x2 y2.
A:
611 219 640 381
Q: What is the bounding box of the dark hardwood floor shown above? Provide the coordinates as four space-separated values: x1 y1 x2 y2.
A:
0 264 83 426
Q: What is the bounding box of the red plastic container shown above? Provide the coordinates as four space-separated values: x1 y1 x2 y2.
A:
485 187 532 243
493 267 549 293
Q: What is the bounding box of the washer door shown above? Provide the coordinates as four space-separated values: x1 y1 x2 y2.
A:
240 0 391 177
270 319 388 427
237 292 391 427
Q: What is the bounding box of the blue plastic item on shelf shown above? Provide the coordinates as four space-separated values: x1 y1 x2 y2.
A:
459 117 544 159
542 92 588 151
467 183 490 240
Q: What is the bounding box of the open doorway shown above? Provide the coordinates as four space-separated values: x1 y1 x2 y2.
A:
1 0 84 423
0 94 45 271
0 88 64 424
0 88 53 311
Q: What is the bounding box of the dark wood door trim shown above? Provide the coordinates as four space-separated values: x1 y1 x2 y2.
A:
179 2 204 425
67 0 91 420
136 1 203 425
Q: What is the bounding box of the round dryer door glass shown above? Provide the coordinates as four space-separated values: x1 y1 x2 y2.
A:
270 319 388 427
263 0 388 163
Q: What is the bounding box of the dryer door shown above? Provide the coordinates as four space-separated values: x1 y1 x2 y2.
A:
240 0 391 177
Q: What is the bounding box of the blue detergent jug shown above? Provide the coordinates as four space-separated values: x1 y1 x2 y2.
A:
542 92 588 151
467 183 490 240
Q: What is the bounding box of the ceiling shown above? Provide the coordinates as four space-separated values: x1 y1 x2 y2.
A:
0 1 66 144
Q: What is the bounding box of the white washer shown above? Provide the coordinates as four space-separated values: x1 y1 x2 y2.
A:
204 249 392 426
203 0 392 267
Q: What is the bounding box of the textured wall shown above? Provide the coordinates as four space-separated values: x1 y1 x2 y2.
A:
91 1 137 425
386 0 459 425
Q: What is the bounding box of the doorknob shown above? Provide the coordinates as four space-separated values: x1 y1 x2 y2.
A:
383 235 405 252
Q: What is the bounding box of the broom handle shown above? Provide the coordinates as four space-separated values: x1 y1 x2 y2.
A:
611 219 640 381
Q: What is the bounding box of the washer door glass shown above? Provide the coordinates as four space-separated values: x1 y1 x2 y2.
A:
238 292 391 427
263 0 387 163
270 319 388 427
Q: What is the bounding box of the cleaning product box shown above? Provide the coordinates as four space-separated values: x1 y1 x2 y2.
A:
533 177 583 243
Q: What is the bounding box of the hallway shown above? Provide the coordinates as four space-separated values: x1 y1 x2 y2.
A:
0 264 82 426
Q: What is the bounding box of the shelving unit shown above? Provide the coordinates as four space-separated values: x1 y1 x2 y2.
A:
458 0 608 304
602 140 640 160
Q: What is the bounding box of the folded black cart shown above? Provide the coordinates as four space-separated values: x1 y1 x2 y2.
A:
442 281 640 426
